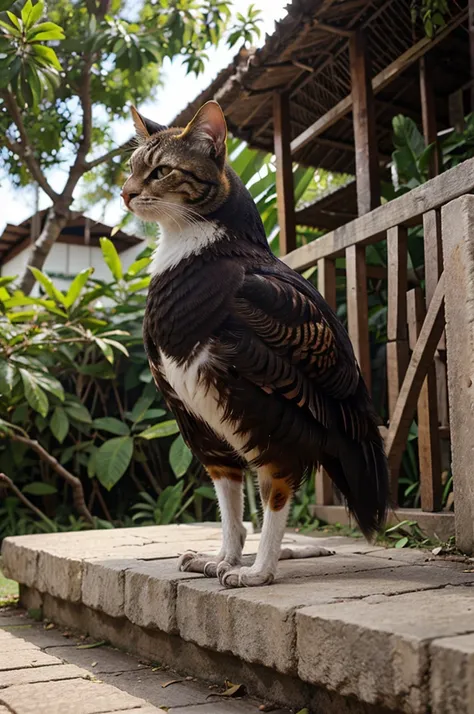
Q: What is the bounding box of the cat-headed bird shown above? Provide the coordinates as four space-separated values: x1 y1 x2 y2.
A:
122 100 389 588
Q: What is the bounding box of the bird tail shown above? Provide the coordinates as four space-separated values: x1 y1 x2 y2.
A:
321 383 390 540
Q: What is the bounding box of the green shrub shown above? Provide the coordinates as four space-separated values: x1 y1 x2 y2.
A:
0 238 217 536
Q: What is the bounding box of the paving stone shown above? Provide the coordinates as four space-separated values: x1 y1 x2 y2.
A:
124 560 203 633
0 664 88 689
0 677 153 714
430 632 474 714
0 650 62 671
100 669 212 709
296 586 474 714
177 564 474 676
48 646 148 675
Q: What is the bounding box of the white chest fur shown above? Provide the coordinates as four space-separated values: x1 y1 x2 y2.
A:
160 348 249 457
150 221 226 276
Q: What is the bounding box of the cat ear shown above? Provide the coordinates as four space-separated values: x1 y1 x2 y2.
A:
131 106 167 140
180 101 227 158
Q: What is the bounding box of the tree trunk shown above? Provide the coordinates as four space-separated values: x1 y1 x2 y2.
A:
17 206 70 295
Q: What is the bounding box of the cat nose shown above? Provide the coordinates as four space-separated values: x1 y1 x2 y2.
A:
121 191 139 207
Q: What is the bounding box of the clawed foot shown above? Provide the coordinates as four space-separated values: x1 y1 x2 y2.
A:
279 545 335 560
219 564 275 589
177 551 241 577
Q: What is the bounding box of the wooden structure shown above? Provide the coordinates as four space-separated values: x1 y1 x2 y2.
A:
181 0 474 545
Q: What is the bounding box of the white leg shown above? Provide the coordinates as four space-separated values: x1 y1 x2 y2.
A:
178 476 246 577
220 499 291 588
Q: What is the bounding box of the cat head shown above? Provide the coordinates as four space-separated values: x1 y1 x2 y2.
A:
121 101 230 226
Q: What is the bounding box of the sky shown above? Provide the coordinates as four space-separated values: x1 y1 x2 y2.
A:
0 0 289 233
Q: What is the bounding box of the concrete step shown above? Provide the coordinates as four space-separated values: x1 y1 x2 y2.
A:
2 524 474 714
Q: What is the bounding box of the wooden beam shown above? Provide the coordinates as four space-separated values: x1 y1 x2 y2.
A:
419 55 439 178
346 244 371 392
407 288 442 512
283 155 474 273
385 273 445 481
290 10 468 156
349 30 380 215
273 92 296 255
386 226 409 418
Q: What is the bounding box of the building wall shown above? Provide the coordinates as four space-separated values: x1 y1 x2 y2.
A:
1 240 148 295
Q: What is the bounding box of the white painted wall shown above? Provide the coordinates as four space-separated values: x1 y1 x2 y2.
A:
1 239 148 295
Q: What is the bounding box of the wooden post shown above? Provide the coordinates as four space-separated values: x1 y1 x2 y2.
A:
419 55 439 177
273 92 296 255
346 244 371 393
449 90 465 134
316 258 336 506
386 226 409 418
424 210 449 430
349 30 380 216
407 288 442 512
441 195 474 554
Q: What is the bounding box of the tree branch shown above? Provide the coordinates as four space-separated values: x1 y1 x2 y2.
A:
0 472 57 530
84 140 135 171
2 91 59 202
8 434 94 525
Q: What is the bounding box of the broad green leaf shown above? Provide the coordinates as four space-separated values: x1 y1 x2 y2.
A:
32 371 64 401
28 266 66 305
194 485 216 499
94 337 114 364
0 276 15 288
6 11 21 30
139 420 179 439
169 435 192 478
65 268 94 307
0 360 15 395
64 401 92 424
0 0 16 12
100 237 123 280
23 481 57 496
31 44 62 71
101 337 129 357
128 276 150 293
19 368 48 417
50 406 69 443
126 257 150 277
130 394 155 424
26 0 44 27
95 436 134 490
27 21 65 40
93 417 130 436
21 0 33 26
159 482 184 524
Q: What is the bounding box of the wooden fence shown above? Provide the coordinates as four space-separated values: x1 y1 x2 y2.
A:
283 157 474 542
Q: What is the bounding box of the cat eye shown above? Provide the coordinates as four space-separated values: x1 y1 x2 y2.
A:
149 165 173 181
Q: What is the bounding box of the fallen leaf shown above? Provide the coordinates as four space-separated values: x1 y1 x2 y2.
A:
296 709 309 714
77 640 107 649
161 679 185 688
91 661 98 667
45 623 55 630
432 546 443 556
207 683 246 698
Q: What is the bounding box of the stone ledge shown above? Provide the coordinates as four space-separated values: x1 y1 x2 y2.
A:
3 524 474 714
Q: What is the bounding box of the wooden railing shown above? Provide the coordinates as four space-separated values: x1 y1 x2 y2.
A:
283 157 474 538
